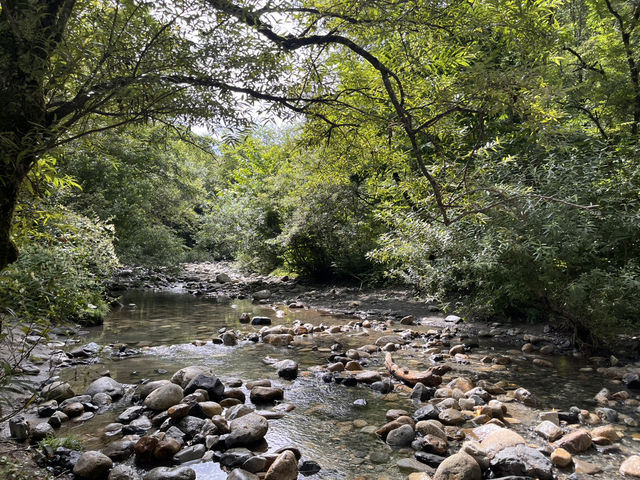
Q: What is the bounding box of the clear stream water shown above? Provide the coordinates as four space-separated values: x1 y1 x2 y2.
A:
56 290 639 479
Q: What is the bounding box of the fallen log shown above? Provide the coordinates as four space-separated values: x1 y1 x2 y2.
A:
385 352 443 387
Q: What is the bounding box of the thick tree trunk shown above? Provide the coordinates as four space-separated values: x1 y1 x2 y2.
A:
0 164 21 273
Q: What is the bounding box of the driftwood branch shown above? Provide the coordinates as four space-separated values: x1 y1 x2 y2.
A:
385 352 442 387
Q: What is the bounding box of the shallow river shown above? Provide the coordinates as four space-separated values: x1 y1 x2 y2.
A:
56 290 638 479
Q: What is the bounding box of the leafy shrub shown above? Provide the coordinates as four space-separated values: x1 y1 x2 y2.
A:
0 205 118 325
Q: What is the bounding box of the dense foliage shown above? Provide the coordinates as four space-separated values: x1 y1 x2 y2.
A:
1 0 639 349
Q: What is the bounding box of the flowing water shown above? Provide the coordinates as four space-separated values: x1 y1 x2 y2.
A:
56 290 639 479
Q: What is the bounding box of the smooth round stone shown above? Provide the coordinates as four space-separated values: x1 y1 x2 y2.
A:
199 401 222 417
84 377 124 398
73 451 113 479
264 450 298 480
143 466 196 480
144 384 184 411
387 424 415 448
550 448 572 467
620 456 640 477
397 457 433 473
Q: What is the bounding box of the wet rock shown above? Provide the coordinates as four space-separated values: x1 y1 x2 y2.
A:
553 429 592 454
480 428 525 457
144 383 184 411
225 413 269 447
118 405 145 423
574 458 602 474
514 388 536 407
226 404 254 421
591 424 621 443
420 434 449 456
264 333 293 346
250 386 283 403
251 316 272 325
222 331 238 346
174 444 206 463
38 400 58 417
558 408 580 424
595 407 618 423
299 460 321 476
551 447 572 467
42 381 75 401
414 405 439 421
135 436 159 463
143 466 196 480
171 366 213 388
490 445 553 480
199 401 222 417
411 383 435 401
184 374 225 401
534 420 562 442
73 450 113 479
175 415 205 438
375 335 404 346
253 290 271 301
102 440 135 461
9 416 29 441
620 456 640 477
433 451 481 480
398 458 434 473
461 441 490 470
227 469 260 480
387 424 415 447
220 448 253 468
265 450 298 480
108 464 142 480
275 360 298 380
138 380 173 399
242 455 269 473
415 451 446 468
415 421 447 440
371 379 393 393
84 377 124 398
623 373 640 390
153 438 181 461
62 402 84 418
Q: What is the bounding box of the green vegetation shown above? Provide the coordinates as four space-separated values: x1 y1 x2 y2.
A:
1 0 639 349
39 434 83 451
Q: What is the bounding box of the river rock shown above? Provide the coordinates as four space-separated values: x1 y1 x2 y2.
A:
623 373 640 389
514 387 536 407
30 422 54 442
221 448 253 468
9 416 29 440
184 374 225 401
414 405 440 422
171 366 214 388
174 444 206 463
433 451 481 480
250 386 283 403
264 450 298 480
264 334 293 346
108 465 141 480
84 377 124 398
73 450 113 479
226 413 269 447
591 424 621 443
620 456 640 477
491 444 553 479
553 429 592 453
415 421 447 440
153 438 182 461
375 335 404 346
118 405 145 423
175 415 205 438
222 331 238 346
42 381 75 401
274 360 298 380
102 440 135 461
144 383 184 411
135 436 159 463
62 401 84 418
480 428 525 457
228 469 260 480
439 408 465 425
138 380 173 399
387 424 415 447
550 447 572 467
397 458 434 473
534 420 562 441
143 466 196 480
415 451 446 468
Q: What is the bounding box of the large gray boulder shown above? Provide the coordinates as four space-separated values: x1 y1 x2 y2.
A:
433 451 481 480
84 377 124 398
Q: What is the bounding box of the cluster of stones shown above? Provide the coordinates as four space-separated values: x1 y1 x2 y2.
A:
22 365 320 480
10 375 126 443
366 371 640 480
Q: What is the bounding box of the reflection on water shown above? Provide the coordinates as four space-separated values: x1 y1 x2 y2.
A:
58 290 639 480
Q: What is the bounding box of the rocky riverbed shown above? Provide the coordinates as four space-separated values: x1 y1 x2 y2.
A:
2 262 640 479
